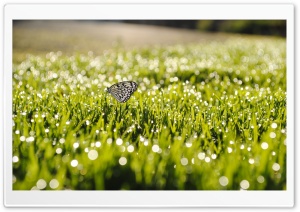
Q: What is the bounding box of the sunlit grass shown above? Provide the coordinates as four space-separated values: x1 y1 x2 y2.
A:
12 37 286 190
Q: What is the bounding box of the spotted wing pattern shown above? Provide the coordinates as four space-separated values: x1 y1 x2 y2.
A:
107 81 138 103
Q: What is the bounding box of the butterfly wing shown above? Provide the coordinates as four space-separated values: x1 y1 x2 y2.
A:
107 81 138 103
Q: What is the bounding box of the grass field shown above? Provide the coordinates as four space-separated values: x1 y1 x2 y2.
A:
12 36 286 190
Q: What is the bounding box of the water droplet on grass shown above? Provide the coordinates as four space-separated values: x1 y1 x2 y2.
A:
56 148 62 154
71 159 78 167
257 176 265 183
152 144 159 153
36 179 47 189
116 138 123 145
185 142 192 148
198 152 205 160
73 142 79 149
261 142 268 150
270 132 276 138
219 176 229 186
49 179 59 189
127 145 134 153
95 141 101 147
240 180 250 190
12 156 19 163
205 157 211 163
248 158 254 164
181 158 188 166
59 138 65 144
26 136 34 143
119 157 127 165
271 123 277 129
88 150 98 160
272 163 280 171
107 138 112 144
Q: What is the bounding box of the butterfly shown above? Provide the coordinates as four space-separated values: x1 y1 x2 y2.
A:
107 81 138 103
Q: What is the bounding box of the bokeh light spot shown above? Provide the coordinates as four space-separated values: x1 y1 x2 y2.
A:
116 138 123 145
219 176 229 186
261 142 268 150
12 156 19 163
257 176 265 183
95 141 101 147
71 159 78 167
270 132 276 138
152 144 159 153
248 158 255 164
272 163 280 171
240 180 250 190
198 152 205 160
180 158 188 166
127 145 134 153
119 157 127 165
56 148 62 154
49 179 59 189
36 179 47 190
88 150 98 160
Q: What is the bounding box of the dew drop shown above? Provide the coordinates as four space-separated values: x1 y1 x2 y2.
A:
127 145 134 153
271 123 277 129
56 148 62 154
198 152 205 160
116 138 123 146
88 150 98 160
12 156 19 163
205 157 211 163
240 180 250 190
119 157 127 165
36 179 47 190
73 142 79 149
261 142 268 150
49 179 59 189
257 176 265 183
152 144 159 153
59 138 65 144
26 136 35 143
248 158 255 164
219 176 229 186
270 132 276 138
107 138 112 144
71 159 78 167
180 158 188 166
95 141 101 147
272 163 280 171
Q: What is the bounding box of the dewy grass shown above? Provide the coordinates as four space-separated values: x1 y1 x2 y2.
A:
12 37 286 190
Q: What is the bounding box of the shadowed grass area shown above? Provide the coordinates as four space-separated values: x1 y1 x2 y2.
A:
12 36 286 190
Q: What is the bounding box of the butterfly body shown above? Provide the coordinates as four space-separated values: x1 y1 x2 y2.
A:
107 81 138 103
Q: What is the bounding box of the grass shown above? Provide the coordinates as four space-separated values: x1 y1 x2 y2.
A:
12 36 286 190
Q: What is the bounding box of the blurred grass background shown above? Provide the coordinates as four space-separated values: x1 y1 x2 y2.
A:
12 20 286 190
